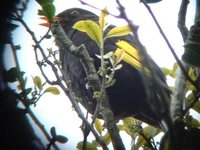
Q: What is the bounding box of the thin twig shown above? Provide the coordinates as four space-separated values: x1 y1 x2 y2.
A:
140 0 199 90
138 131 157 150
116 0 171 129
115 0 176 148
15 10 110 150
13 12 60 85
11 12 60 150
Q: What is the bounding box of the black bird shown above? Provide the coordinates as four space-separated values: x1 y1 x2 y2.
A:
52 8 170 127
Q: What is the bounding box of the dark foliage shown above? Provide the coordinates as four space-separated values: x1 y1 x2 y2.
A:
0 1 45 149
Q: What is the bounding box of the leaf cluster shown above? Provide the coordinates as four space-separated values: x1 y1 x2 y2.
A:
36 0 55 22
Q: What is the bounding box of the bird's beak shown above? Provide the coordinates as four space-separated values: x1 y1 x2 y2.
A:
39 16 50 27
39 16 61 28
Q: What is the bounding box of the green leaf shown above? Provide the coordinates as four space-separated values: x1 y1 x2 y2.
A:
190 117 200 128
33 76 42 89
36 0 54 6
42 3 55 22
185 92 200 113
91 140 99 147
134 134 146 150
135 126 161 149
161 67 171 76
114 48 125 65
143 126 161 138
5 67 24 82
113 64 123 70
25 88 32 95
185 92 194 108
103 51 113 59
185 114 200 128
167 62 178 78
94 118 102 135
122 118 142 138
99 7 109 29
117 124 124 131
107 25 131 38
18 87 32 97
102 132 111 145
55 135 68 143
50 126 56 137
77 141 97 150
73 20 103 47
44 86 60 95
193 101 200 114
188 68 197 81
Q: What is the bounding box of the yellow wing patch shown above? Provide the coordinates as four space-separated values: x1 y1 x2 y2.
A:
114 40 143 69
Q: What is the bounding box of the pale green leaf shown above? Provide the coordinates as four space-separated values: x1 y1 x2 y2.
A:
171 62 178 77
193 101 200 114
33 76 42 89
122 117 141 138
44 86 60 95
134 135 146 150
191 117 200 128
185 114 200 128
161 67 171 76
117 124 124 131
113 64 122 70
102 132 111 145
188 68 197 81
114 48 125 65
73 20 102 46
99 7 109 29
107 25 131 38
95 54 101 59
135 126 161 149
77 141 97 150
103 51 113 59
143 126 161 138
94 118 102 135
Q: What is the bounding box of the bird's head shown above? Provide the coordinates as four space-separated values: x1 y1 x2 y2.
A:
40 8 99 29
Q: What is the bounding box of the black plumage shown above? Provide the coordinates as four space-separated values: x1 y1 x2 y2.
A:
55 8 170 127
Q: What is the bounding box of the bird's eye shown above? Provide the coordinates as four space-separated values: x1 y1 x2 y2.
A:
70 10 80 17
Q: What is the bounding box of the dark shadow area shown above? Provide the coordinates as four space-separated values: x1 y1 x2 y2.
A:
0 1 44 149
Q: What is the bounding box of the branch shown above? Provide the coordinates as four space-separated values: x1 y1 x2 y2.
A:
171 0 190 120
13 9 107 149
51 21 125 150
138 131 157 150
116 0 171 129
12 12 60 86
171 62 189 119
11 12 60 150
184 0 200 112
175 0 200 116
140 0 198 90
115 0 178 148
178 0 189 42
